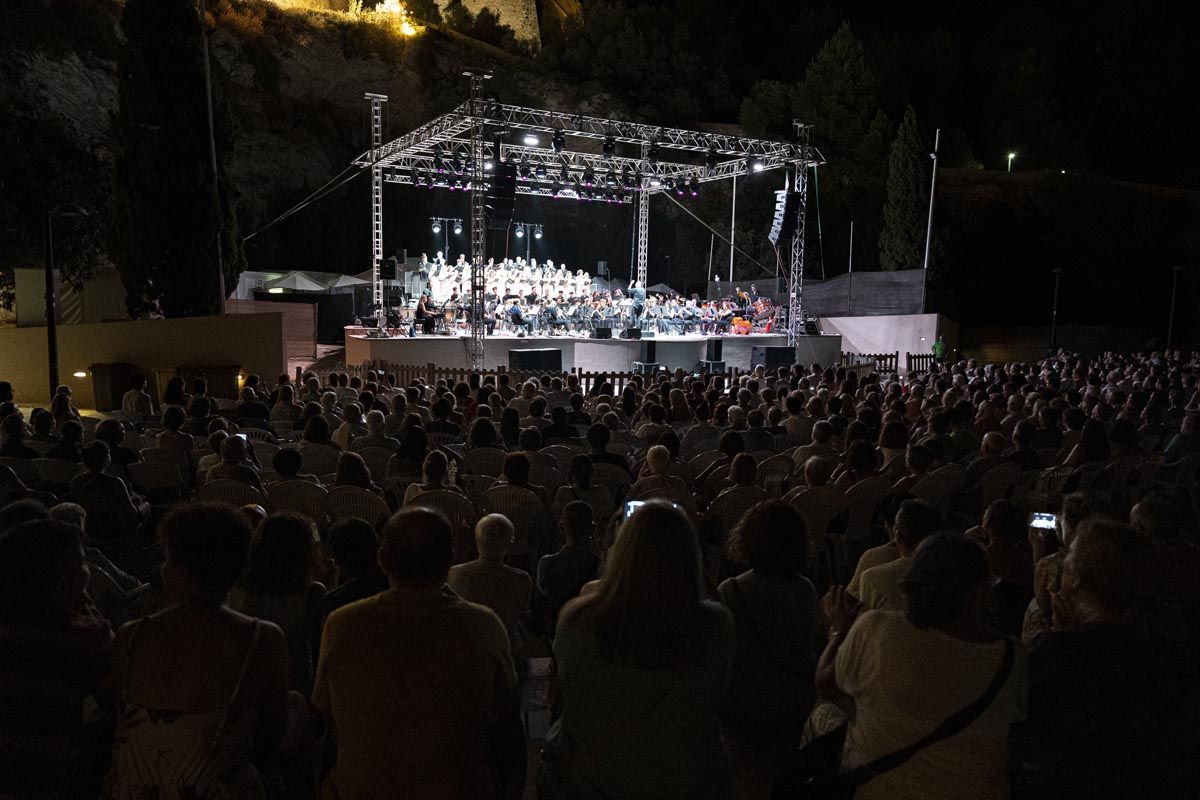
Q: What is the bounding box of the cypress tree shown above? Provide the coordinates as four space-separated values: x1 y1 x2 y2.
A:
879 106 929 271
112 0 243 317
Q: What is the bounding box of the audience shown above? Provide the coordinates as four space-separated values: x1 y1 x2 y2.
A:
447 514 533 662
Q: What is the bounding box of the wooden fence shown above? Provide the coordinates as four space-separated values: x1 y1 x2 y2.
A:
906 353 936 373
226 299 317 361
841 351 900 373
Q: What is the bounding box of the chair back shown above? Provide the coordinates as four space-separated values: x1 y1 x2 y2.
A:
250 442 280 470
324 486 392 527
243 428 277 444
428 432 465 449
591 462 632 502
300 444 341 478
756 454 794 496
843 476 892 544
784 486 851 538
541 445 580 473
383 476 421 507
707 485 769 538
688 450 723 474
462 447 506 477
931 462 968 493
528 463 565 489
911 474 951 515
0 457 36 482
270 420 298 440
127 462 185 504
265 479 329 523
32 458 81 492
478 485 550 557
26 440 55 457
357 447 395 484
975 462 1022 507
412 488 482 560
195 479 265 508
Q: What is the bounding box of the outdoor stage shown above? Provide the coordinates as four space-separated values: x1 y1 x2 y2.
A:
345 329 843 372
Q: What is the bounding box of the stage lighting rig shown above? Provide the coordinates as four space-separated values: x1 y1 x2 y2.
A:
552 129 566 153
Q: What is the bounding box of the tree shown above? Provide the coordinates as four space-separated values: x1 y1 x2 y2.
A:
879 106 930 270
111 0 244 318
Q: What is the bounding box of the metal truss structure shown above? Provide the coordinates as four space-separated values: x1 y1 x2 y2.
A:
356 85 824 352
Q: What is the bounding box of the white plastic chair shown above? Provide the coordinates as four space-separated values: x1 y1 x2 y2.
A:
195 479 265 508
265 479 329 523
300 444 341 477
478 485 550 558
324 486 392 527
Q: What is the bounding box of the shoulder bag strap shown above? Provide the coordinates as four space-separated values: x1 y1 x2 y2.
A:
841 637 1015 787
729 580 808 679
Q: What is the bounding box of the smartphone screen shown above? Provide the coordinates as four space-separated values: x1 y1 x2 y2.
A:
236 433 248 442
1028 512 1057 531
623 500 646 520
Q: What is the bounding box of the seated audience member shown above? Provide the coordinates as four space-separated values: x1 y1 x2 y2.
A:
312 507 524 799
0 519 111 798
45 420 81 463
964 431 1008 485
791 419 837 467
448 514 533 661
321 518 389 619
719 500 820 757
847 494 912 596
1023 492 1105 642
566 393 592 425
196 431 229 477
300 415 338 450
156 406 193 452
328 447 377 491
1013 519 1199 800
1 413 38 459
630 444 689 497
1006 419 1043 472
386 426 429 478
51 502 148 624
205 436 265 494
521 398 551 431
585 423 633 476
467 417 504 451
427 399 462 436
833 440 879 491
236 386 270 421
494 452 550 507
269 383 303 422
542 406 577 444
31 409 59 443
975 499 1034 637
891 443 935 493
552 455 614 520
539 502 735 799
537 501 599 635
1063 419 1110 467
782 394 813 439
855 499 943 610
104 505 288 798
351 410 399 453
1162 412 1200 462
121 374 154 417
181 397 213 437
740 409 775 452
403 450 465 505
50 390 81 426
229 513 325 694
802 533 1024 800
69 442 144 539
270 447 319 486
634 404 672 441
95 419 139 467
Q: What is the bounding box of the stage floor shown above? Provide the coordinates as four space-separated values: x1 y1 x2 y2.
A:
345 329 843 372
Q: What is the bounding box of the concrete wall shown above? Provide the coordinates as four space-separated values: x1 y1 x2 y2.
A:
818 314 958 361
0 313 287 407
15 267 128 327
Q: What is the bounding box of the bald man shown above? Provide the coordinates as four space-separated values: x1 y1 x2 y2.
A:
447 513 533 662
204 435 263 493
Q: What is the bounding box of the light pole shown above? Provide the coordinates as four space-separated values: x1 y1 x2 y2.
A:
920 128 941 313
1007 152 1016 173
1167 265 1185 353
511 221 544 263
44 203 88 399
1049 267 1063 351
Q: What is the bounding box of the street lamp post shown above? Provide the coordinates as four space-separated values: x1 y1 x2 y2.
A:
1166 265 1185 353
1007 152 1016 173
1049 267 1063 351
44 204 89 399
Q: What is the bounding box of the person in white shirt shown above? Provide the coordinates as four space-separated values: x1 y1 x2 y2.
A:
856 499 944 611
120 374 154 417
447 514 532 662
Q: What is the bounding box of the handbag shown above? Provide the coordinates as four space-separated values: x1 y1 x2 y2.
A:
774 637 1015 800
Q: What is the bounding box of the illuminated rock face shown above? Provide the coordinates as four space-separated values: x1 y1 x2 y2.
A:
436 0 541 45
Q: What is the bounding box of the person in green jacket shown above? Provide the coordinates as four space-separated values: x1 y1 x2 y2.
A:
932 335 947 362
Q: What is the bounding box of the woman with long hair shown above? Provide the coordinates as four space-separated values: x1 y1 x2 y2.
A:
403 450 465 505
229 514 326 694
499 408 521 448
334 451 381 496
269 384 303 422
552 454 613 520
162 376 191 409
539 501 735 800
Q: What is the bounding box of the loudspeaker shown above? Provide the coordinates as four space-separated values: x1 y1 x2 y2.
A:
632 362 661 374
804 318 820 335
379 258 397 281
705 338 723 361
486 164 517 229
751 345 796 370
620 327 642 340
640 341 658 363
768 190 803 245
508 348 563 372
361 317 378 328
592 327 612 340
698 359 725 373
641 329 656 339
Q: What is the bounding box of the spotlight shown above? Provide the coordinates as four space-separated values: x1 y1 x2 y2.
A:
706 147 718 172
523 132 540 147
451 155 463 173
603 136 616 158
582 166 595 187
559 165 570 184
535 164 547 180
515 225 525 238
534 226 543 240
689 177 700 197
675 179 686 197
647 142 660 167
552 129 565 153
431 220 442 234
452 220 463 235
433 151 446 173
649 175 662 187
483 159 494 171
748 156 765 172
519 159 531 180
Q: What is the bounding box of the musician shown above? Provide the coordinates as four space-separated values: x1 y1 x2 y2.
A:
715 300 734 334
506 298 533 336
415 292 435 334
483 288 500 335
735 286 751 308
749 283 761 304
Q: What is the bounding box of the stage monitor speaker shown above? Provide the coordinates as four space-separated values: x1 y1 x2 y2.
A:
705 338 723 362
620 327 642 340
509 348 563 372
698 359 725 373
751 345 797 370
592 327 612 340
486 164 517 229
379 258 397 281
804 319 820 335
361 317 379 328
641 329 656 339
640 341 657 363
632 362 661 374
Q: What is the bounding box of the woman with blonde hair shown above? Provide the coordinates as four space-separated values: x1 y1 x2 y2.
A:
540 501 735 800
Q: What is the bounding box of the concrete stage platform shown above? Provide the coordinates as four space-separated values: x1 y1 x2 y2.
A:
345 330 843 372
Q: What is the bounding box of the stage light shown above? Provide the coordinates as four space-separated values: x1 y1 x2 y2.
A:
706 147 718 173
748 156 765 172
649 175 662 187
515 225 525 238
452 221 463 235
603 136 616 158
675 180 686 197
559 165 570 184
519 159 531 180
451 155 463 173
535 164 547 180
431 220 442 234
647 142 660 167
72 371 87 378
689 177 700 196
523 133 540 146
483 159 494 171
434 151 446 173
552 129 565 152
582 166 595 187
534 226 543 239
